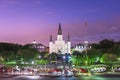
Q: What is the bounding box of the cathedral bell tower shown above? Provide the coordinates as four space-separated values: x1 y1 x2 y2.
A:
67 33 71 53
49 34 53 54
57 23 63 41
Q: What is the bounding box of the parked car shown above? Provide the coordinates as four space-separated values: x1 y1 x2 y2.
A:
113 67 120 72
91 67 106 73
79 68 88 73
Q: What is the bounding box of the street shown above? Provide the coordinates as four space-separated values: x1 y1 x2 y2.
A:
0 73 120 80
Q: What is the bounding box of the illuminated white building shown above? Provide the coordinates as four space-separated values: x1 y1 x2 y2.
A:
73 41 91 53
49 23 71 54
30 40 46 52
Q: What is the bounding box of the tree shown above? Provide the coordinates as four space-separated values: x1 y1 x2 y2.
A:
39 51 49 59
112 41 120 56
0 42 23 61
36 59 49 65
86 49 103 63
0 56 4 63
100 53 118 63
99 39 114 48
0 51 12 61
17 48 39 61
109 54 118 62
48 52 57 61
99 39 115 53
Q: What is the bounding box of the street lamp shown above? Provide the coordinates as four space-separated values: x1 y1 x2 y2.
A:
63 56 65 59
84 41 91 75
31 61 35 64
84 40 88 65
38 55 41 59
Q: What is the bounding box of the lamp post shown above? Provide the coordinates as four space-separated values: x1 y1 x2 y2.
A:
84 41 88 65
84 41 91 75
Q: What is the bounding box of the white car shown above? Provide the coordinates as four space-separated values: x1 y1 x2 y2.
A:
114 67 120 72
91 67 106 73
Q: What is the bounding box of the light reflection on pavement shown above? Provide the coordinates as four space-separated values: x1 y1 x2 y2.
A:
0 75 120 80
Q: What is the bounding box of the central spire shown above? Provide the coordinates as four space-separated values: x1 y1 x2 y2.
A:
58 23 62 35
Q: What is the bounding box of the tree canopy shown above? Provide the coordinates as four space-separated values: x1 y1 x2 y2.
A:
0 42 39 62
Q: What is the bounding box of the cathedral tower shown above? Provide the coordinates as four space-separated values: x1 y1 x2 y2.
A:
57 23 63 41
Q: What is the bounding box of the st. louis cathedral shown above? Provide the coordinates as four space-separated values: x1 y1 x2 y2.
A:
49 23 71 54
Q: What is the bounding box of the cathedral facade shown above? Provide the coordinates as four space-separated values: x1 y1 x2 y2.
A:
49 23 71 54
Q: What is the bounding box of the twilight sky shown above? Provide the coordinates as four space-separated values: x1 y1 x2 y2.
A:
0 0 120 46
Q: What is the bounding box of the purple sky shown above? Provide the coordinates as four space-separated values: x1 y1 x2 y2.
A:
0 0 120 46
